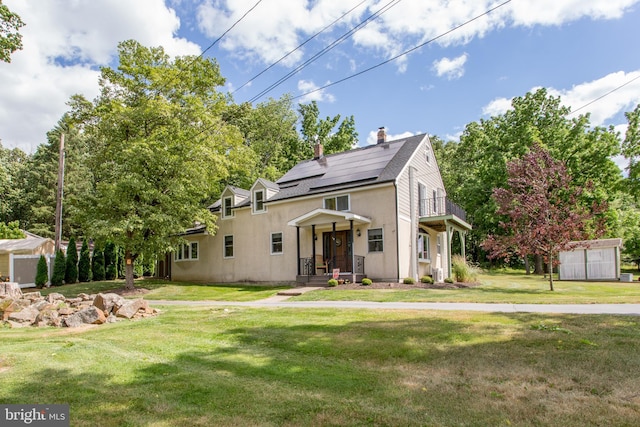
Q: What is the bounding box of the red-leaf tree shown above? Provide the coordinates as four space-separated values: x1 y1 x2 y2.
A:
482 144 606 290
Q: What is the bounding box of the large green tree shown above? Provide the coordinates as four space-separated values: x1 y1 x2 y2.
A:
0 1 24 63
443 88 620 267
622 104 640 201
0 141 28 224
70 40 243 289
298 101 357 156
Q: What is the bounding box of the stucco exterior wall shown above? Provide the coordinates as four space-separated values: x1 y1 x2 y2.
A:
171 183 400 283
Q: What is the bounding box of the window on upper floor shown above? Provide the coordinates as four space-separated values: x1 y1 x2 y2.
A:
324 194 350 211
368 228 383 252
271 232 283 255
253 189 265 213
425 146 431 165
418 183 427 216
223 196 233 218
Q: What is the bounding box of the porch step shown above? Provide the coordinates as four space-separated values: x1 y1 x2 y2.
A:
296 274 366 285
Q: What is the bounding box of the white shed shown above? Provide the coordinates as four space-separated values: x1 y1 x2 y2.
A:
558 238 622 281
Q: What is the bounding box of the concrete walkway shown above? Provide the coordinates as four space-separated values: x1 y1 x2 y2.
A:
146 287 640 315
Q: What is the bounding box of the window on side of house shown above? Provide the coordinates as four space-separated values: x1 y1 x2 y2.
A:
432 190 438 213
324 194 350 211
174 242 199 261
425 146 431 165
418 183 427 216
254 189 265 213
224 235 234 258
418 233 430 261
368 228 383 252
223 196 233 218
271 232 283 255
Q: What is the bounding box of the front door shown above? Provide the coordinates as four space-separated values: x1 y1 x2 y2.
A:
323 230 352 273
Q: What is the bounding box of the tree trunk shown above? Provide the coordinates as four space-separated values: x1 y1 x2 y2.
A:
524 256 531 275
534 254 544 275
124 249 135 290
547 254 554 291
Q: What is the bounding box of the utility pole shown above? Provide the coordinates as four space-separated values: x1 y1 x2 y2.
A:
54 133 65 252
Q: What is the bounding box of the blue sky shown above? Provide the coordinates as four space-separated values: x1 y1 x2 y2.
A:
1 0 639 155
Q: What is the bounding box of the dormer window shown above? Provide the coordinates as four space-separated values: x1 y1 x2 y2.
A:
223 196 233 218
253 189 265 213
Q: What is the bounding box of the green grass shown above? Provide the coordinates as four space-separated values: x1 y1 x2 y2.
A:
293 271 640 304
35 279 292 302
2 307 640 426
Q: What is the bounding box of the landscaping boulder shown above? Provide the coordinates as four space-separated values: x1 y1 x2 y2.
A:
8 306 39 324
0 282 22 299
46 292 66 303
115 298 149 319
64 306 106 327
93 293 126 315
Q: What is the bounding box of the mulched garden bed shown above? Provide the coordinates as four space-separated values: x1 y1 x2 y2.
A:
325 281 481 290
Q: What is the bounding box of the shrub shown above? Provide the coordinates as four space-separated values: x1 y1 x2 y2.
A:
451 254 481 283
78 238 91 282
403 277 416 284
420 275 434 284
361 278 372 286
104 242 118 280
444 277 454 284
35 255 48 288
50 249 66 286
327 279 338 287
92 246 105 281
65 237 78 284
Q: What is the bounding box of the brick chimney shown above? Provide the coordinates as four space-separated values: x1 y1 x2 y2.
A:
314 142 324 159
377 127 387 144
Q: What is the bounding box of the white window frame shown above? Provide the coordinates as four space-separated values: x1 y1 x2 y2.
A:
174 241 199 262
323 194 350 212
367 228 384 253
224 235 234 259
223 196 233 218
270 232 283 255
253 189 265 214
425 146 431 165
418 233 430 262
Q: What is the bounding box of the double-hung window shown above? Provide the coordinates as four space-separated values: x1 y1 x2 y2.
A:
368 228 384 252
224 235 234 258
271 232 283 255
253 190 265 213
418 233 430 261
223 196 233 218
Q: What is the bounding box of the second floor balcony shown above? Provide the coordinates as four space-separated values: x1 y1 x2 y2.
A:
419 197 468 223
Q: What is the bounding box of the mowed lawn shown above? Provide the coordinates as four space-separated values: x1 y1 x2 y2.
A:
293 271 640 304
2 306 640 426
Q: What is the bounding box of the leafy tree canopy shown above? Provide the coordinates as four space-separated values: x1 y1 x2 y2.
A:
0 2 24 63
482 144 607 290
0 220 24 239
69 40 244 289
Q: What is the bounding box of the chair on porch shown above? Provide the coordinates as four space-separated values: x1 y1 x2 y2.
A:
315 255 329 275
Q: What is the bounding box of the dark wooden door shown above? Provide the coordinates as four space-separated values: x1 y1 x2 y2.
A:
323 230 352 273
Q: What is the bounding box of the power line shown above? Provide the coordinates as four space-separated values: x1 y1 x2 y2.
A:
569 73 640 116
232 0 369 95
248 0 404 103
292 0 512 101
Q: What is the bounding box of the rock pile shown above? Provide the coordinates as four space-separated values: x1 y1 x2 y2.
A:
0 282 158 328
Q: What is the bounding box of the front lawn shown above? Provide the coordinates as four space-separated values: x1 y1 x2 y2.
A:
1 307 639 426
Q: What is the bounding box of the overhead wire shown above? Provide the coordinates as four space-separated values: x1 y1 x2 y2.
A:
568 73 640 116
232 0 369 95
292 0 512 100
247 0 404 103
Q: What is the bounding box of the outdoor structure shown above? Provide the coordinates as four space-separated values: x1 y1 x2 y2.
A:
558 238 622 281
168 130 471 284
0 231 55 285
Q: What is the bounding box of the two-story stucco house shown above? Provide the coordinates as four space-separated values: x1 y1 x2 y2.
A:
162 129 471 284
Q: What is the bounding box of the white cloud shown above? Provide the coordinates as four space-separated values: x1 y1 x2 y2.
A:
0 0 201 151
297 80 336 103
365 129 417 145
432 53 468 80
481 70 640 125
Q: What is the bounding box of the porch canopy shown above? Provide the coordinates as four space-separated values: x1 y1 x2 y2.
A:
288 208 371 279
419 213 472 280
287 208 371 228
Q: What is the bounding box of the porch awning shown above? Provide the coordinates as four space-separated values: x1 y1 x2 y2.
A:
287 208 371 228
